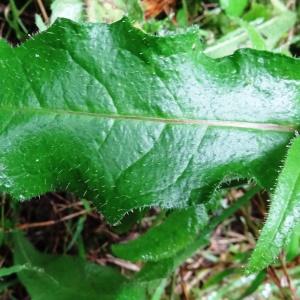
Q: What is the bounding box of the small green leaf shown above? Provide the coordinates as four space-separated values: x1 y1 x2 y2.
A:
237 271 266 300
14 233 129 300
176 8 189 27
122 0 143 22
248 137 300 273
239 20 266 50
131 188 259 290
220 0 248 17
112 205 208 262
243 3 271 22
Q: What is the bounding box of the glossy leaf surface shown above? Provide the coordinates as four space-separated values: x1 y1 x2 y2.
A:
248 137 300 272
0 18 300 224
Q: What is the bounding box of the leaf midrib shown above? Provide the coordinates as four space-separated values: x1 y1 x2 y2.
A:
1 106 295 132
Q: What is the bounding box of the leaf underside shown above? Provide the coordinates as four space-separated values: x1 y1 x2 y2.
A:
1 18 300 223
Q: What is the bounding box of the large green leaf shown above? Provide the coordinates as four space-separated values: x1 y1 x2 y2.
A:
0 18 299 224
248 137 300 273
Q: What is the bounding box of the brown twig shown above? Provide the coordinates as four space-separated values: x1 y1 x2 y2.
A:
267 267 290 300
36 0 49 23
92 255 141 272
180 267 190 300
279 253 297 299
17 210 88 230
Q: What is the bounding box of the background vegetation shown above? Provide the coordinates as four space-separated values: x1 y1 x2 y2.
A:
1 0 300 299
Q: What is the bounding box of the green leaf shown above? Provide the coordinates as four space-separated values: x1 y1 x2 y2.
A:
285 223 300 261
0 18 299 225
238 20 267 50
116 188 259 299
220 0 248 17
176 8 189 27
116 258 175 300
243 3 271 22
112 205 208 261
131 188 259 286
248 137 300 273
177 186 260 264
237 271 266 300
121 0 143 22
13 233 132 300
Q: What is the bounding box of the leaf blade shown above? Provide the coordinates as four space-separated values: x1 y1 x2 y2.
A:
112 205 208 261
248 137 300 272
0 18 299 224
